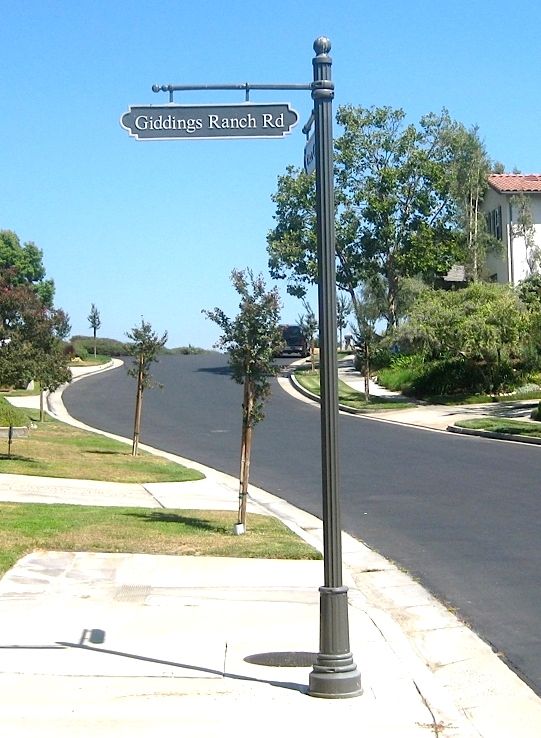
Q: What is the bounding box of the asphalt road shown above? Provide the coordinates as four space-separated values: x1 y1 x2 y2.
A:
63 352 541 695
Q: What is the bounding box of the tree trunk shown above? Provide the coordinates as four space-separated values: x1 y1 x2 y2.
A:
238 378 254 530
132 353 144 456
40 389 45 423
93 328 97 358
473 176 480 281
387 273 399 330
348 288 363 336
132 386 143 456
363 339 370 401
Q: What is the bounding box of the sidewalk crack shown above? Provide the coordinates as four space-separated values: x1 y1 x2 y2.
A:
413 679 449 737
142 485 167 508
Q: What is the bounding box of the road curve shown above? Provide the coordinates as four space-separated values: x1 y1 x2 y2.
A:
62 352 541 695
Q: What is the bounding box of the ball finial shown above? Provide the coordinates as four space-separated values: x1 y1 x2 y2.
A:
313 36 331 54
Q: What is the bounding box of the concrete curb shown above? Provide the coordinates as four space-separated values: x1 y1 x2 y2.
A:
34 359 541 736
289 371 363 415
447 424 541 445
291 367 541 447
46 359 122 416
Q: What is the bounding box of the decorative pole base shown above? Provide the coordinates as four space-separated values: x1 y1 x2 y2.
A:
308 586 362 698
308 661 363 699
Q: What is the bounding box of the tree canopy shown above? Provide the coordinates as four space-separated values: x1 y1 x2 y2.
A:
203 269 283 426
0 230 55 306
126 319 168 392
88 303 102 358
394 283 528 393
267 105 493 331
0 273 70 391
0 230 70 391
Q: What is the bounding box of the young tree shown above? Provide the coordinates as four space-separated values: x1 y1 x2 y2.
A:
34 307 71 421
87 303 101 358
336 292 352 349
298 300 318 370
511 193 539 276
203 269 283 533
444 123 495 281
125 319 168 456
351 285 381 400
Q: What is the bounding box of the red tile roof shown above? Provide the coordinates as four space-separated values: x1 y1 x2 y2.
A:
488 174 541 193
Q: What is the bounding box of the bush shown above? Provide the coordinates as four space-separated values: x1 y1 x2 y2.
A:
353 343 395 373
377 354 425 393
370 344 397 371
377 354 524 398
70 341 89 361
166 345 207 355
0 396 30 427
71 335 128 357
409 357 487 397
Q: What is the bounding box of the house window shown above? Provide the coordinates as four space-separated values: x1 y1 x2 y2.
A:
486 206 502 240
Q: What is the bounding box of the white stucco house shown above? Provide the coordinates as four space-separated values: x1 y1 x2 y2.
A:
483 174 541 285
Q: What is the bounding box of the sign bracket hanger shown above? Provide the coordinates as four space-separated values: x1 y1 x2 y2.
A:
151 81 313 105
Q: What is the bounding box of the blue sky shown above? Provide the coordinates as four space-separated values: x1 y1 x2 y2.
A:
2 0 541 349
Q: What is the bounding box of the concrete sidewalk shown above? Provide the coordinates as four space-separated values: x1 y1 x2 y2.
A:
336 361 540 433
0 552 463 738
1 362 541 735
1 472 540 737
285 359 491 432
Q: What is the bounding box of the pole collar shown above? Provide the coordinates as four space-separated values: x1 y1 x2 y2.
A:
311 79 334 101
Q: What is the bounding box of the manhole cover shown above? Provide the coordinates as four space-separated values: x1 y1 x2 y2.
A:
244 651 317 667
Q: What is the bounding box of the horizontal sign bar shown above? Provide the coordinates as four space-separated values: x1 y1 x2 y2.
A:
120 103 299 140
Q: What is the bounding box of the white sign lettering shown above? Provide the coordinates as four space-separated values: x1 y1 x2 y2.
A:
121 103 299 140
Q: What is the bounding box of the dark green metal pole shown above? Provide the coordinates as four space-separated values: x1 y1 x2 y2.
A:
308 37 362 699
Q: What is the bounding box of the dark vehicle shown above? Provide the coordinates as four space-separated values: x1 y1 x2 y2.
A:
279 324 309 357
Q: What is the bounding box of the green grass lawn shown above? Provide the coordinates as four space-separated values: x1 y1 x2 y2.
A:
295 370 415 411
456 417 541 438
0 384 323 575
0 408 203 483
0 395 30 426
70 355 110 366
0 502 321 576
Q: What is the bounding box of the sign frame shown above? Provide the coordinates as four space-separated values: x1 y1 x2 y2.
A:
120 101 299 141
304 131 316 174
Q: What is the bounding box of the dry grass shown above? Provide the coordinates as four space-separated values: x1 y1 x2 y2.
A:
0 411 203 483
0 503 322 575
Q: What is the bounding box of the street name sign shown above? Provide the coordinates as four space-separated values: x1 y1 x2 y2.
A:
304 131 316 174
120 102 299 140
